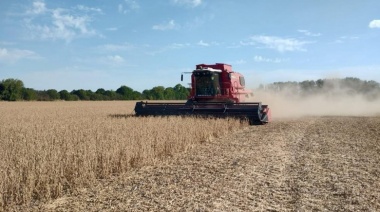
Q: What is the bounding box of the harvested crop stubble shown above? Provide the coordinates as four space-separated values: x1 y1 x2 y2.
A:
28 116 380 211
0 101 244 209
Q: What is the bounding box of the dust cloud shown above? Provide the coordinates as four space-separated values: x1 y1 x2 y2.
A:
248 89 380 120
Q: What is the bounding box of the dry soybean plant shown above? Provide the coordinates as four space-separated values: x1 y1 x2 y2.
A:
0 101 244 209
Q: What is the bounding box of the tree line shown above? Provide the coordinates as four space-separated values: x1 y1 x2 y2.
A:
0 78 190 101
260 77 380 100
2 77 380 102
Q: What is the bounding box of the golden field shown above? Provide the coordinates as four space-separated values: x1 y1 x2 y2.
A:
1 99 380 211
0 101 244 210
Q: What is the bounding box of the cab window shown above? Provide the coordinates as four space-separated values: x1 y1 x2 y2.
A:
239 76 245 86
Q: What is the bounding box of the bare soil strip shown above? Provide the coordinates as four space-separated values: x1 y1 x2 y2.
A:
23 116 380 211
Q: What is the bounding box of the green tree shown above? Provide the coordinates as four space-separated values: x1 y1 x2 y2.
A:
36 91 50 101
173 84 189 99
70 94 80 101
95 88 106 95
300 80 316 94
59 90 71 101
71 89 90 100
142 89 153 100
360 80 380 98
22 88 37 101
131 91 142 100
46 89 60 100
116 85 134 100
82 90 98 100
0 78 24 101
316 79 324 88
93 88 108 100
150 86 165 100
104 90 118 100
164 87 175 100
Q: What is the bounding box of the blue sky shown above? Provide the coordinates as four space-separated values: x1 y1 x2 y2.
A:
1 0 380 92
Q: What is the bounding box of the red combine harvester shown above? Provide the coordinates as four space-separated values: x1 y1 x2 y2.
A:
134 63 271 125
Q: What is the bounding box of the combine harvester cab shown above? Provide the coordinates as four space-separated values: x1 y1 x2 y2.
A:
134 63 271 125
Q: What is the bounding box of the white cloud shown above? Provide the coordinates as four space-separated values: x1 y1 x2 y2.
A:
152 20 177 30
297 29 321 37
125 0 140 10
118 4 123 13
173 0 202 7
369 20 380 28
197 40 219 47
0 47 39 63
247 35 309 52
52 9 92 34
333 39 344 44
106 55 125 63
118 0 140 14
25 4 98 42
197 40 209 46
340 36 359 40
27 0 47 14
76 5 102 13
333 36 359 44
170 43 190 49
253 55 286 63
